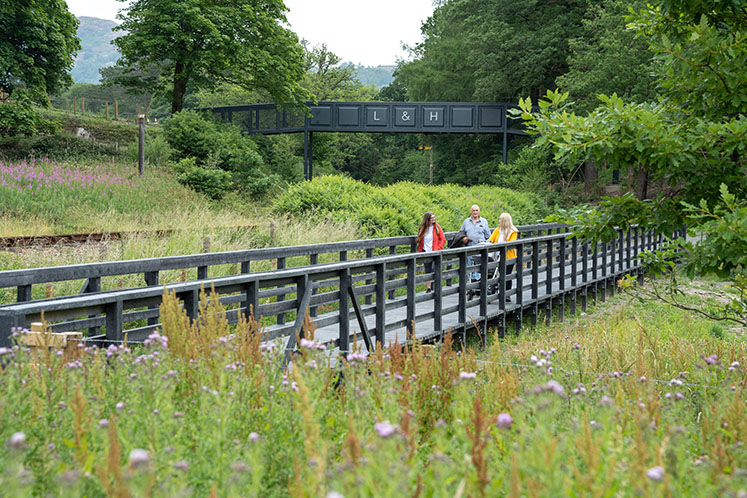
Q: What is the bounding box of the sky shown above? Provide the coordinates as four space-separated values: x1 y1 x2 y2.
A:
64 0 435 66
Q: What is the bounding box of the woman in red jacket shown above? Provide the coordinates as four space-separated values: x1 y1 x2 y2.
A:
416 211 446 292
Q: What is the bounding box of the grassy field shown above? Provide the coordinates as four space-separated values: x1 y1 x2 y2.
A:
0 284 744 497
1 142 744 496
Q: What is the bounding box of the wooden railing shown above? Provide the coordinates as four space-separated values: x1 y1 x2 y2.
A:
0 225 684 348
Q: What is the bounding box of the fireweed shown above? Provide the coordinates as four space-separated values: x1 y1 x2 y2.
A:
0 291 745 497
0 158 194 227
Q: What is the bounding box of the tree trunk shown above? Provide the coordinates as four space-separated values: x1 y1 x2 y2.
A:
171 61 187 114
584 158 598 195
635 165 649 200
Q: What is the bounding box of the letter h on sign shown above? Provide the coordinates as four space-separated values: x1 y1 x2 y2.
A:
423 107 444 127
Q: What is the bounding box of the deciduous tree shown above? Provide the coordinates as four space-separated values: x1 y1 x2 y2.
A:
113 0 309 114
0 0 80 100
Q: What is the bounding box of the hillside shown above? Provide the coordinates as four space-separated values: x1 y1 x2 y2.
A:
71 16 120 84
71 17 395 88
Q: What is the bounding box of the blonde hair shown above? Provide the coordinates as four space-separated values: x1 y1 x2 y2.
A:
498 212 518 239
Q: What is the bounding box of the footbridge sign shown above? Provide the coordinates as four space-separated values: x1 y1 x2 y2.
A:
201 102 527 179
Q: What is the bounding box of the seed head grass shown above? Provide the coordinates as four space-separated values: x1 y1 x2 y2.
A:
0 288 744 496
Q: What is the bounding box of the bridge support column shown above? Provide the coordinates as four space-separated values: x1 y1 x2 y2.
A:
303 130 314 181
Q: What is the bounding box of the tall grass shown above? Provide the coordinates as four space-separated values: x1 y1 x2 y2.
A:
0 158 246 235
0 292 744 496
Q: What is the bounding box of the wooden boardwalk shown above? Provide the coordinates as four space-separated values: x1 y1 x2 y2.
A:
275 246 636 351
1 226 677 350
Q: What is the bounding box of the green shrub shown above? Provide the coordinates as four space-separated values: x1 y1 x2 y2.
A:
162 110 278 197
273 175 549 237
173 157 231 199
0 90 60 137
162 110 217 161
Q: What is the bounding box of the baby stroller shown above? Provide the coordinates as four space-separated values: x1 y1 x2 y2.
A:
466 242 499 300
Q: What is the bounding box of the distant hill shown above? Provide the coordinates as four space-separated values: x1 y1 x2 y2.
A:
72 16 120 84
346 64 395 88
71 16 395 89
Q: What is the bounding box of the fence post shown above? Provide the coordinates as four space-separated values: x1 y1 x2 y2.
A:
531 240 539 326
365 248 373 304
309 254 318 317
434 254 443 335
458 252 467 328
244 280 259 322
479 246 489 338
545 239 553 325
626 228 632 272
138 114 145 176
388 246 396 299
339 268 350 357
406 258 416 337
0 311 24 347
609 234 617 297
375 262 386 348
570 237 578 315
602 240 609 301
276 257 286 325
514 242 524 334
105 299 123 343
592 242 598 305
17 285 32 302
559 236 566 322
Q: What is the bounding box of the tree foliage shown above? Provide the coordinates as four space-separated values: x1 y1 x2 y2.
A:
396 0 588 103
556 0 657 114
0 0 80 100
515 0 747 206
113 0 309 114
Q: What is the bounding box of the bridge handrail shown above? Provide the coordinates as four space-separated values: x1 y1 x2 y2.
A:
0 225 677 347
0 222 570 294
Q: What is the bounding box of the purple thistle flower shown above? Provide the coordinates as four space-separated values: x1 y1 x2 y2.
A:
374 422 396 438
545 380 564 395
249 432 260 443
129 449 150 467
7 432 26 449
496 413 513 429
99 419 110 429
646 466 665 481
347 352 368 363
459 371 477 379
174 460 189 471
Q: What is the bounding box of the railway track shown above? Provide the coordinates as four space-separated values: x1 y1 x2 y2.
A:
0 226 258 249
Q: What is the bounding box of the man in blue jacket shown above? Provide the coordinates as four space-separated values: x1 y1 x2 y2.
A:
461 205 491 280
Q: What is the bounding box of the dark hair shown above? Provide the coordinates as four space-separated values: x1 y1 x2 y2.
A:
416 212 435 247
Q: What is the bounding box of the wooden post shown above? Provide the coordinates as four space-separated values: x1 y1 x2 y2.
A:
339 268 350 357
81 97 85 113
375 262 386 348
276 257 286 326
138 114 145 176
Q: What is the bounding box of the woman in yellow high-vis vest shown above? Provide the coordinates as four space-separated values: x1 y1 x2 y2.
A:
488 213 519 301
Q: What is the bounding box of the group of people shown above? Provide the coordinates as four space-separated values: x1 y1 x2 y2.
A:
415 205 519 295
